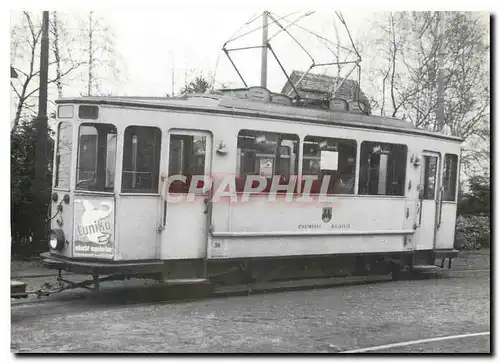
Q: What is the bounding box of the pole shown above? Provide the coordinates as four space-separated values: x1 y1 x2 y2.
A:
33 10 50 252
172 58 175 96
260 11 268 88
436 11 446 132
87 11 93 96
38 12 49 125
169 50 175 96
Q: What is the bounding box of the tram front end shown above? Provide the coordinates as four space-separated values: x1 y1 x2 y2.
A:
40 103 164 282
39 104 117 274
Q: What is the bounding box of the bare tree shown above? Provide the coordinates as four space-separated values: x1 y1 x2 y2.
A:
441 13 490 175
51 11 63 98
11 11 89 133
87 11 94 96
443 13 489 139
49 12 87 98
11 11 123 133
369 12 430 119
10 12 43 133
365 11 490 176
331 20 342 79
79 11 121 96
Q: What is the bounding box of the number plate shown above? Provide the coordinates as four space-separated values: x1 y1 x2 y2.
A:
210 239 227 258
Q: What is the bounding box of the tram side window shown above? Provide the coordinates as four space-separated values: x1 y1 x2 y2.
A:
420 155 438 199
79 105 99 119
302 136 356 194
55 122 72 189
236 130 299 193
168 134 207 193
358 141 407 196
443 154 458 201
122 126 161 193
76 123 116 192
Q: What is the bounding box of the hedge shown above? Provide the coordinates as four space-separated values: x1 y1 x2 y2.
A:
454 214 490 250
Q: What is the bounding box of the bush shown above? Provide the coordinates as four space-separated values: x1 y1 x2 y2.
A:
454 214 490 250
11 120 54 258
458 174 490 216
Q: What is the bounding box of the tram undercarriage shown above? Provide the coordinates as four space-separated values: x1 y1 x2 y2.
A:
10 249 458 299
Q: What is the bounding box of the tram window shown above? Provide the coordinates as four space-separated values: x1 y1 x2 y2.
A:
168 134 207 193
54 122 73 189
57 105 74 119
420 155 438 199
122 126 162 193
443 154 458 201
236 130 299 193
421 155 438 199
76 123 116 192
359 141 407 196
78 105 99 119
302 136 356 194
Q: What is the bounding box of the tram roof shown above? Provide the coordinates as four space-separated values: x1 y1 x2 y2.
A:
57 94 463 143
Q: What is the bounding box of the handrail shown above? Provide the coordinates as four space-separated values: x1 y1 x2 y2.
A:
159 176 167 231
211 230 415 238
418 187 424 227
437 186 444 228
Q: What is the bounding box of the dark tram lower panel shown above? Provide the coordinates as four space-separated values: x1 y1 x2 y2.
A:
39 249 458 289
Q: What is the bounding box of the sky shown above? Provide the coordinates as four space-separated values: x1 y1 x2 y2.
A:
42 7 490 101
80 7 491 99
9 6 491 120
10 7 389 125
94 9 380 97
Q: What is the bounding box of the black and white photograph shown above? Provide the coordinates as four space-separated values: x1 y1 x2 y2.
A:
7 1 491 355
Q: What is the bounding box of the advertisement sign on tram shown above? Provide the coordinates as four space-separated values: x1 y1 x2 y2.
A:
73 197 115 259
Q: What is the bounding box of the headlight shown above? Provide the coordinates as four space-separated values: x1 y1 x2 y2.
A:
49 235 58 249
48 229 65 251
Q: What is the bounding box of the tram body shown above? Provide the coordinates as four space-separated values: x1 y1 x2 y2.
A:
41 89 461 283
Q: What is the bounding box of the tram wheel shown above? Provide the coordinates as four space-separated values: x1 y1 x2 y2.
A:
391 263 402 281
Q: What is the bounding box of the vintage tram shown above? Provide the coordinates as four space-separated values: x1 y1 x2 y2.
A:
39 85 461 290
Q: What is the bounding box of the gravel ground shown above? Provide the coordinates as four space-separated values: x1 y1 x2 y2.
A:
11 270 490 353
11 249 491 353
442 249 490 270
370 335 490 353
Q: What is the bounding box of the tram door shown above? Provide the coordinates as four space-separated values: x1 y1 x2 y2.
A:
160 130 212 259
434 153 459 250
414 151 441 250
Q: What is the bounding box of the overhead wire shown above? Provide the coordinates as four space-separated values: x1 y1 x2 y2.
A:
210 51 221 91
334 11 368 115
278 15 357 55
226 12 261 43
335 11 361 59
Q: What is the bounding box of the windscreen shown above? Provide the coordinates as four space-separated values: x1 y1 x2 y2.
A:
54 121 73 189
76 123 117 192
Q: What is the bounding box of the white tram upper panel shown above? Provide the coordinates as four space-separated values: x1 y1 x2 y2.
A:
55 87 461 143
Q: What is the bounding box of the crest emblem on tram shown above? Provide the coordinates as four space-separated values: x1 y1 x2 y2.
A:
322 207 332 223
